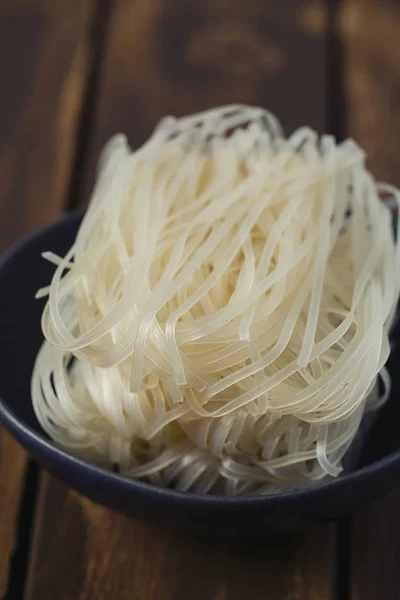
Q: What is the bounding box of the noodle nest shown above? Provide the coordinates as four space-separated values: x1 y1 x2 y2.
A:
32 105 400 496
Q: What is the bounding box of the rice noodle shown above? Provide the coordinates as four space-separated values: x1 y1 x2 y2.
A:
31 105 400 495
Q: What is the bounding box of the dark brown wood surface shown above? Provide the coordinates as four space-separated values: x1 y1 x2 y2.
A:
26 475 335 600
75 0 331 210
84 0 328 172
0 0 98 596
340 1 400 599
1 0 400 598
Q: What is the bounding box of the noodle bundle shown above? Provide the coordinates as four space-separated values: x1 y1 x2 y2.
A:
32 105 400 495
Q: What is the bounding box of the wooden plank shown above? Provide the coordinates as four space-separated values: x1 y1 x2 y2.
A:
340 0 400 182
339 1 400 599
82 0 329 200
27 1 336 599
0 0 97 596
350 490 400 600
0 433 27 598
27 475 335 600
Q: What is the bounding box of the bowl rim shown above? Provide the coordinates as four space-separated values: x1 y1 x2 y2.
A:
1 209 400 507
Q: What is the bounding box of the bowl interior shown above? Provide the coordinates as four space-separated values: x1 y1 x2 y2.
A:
0 211 85 436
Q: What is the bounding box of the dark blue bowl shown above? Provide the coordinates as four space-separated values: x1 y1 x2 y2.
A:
1 210 400 538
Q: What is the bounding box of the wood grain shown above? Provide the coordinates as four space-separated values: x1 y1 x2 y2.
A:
0 433 27 598
340 0 400 182
350 490 400 600
27 475 335 600
26 1 336 599
0 0 97 596
339 1 400 598
82 0 328 200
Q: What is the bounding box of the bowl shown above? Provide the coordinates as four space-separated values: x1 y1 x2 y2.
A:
1 210 400 538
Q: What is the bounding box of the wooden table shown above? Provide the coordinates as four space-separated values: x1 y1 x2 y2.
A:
1 1 400 598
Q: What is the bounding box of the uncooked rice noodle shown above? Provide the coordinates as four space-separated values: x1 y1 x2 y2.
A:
31 105 400 496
